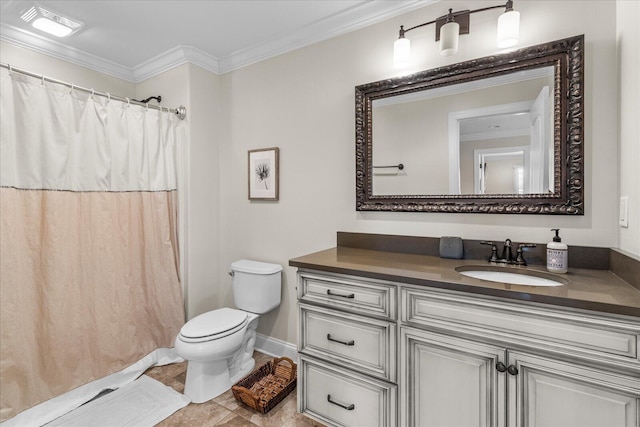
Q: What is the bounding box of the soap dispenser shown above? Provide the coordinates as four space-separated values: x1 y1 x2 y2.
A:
546 229 568 273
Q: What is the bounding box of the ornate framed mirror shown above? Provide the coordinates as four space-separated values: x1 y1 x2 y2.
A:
355 35 584 214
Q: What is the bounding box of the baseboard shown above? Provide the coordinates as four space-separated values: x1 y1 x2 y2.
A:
255 333 297 360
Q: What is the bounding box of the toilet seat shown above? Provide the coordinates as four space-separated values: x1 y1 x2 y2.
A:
178 308 248 343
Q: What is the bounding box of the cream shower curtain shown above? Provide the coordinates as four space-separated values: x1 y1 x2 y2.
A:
0 68 185 421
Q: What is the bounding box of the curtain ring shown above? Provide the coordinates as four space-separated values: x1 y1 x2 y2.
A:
106 92 111 103
125 97 130 108
41 74 45 85
70 83 75 94
7 64 12 75
90 88 95 99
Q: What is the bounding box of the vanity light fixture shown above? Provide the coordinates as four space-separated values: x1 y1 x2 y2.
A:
20 3 83 38
394 0 520 68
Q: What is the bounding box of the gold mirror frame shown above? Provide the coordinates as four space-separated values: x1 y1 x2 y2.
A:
355 35 584 214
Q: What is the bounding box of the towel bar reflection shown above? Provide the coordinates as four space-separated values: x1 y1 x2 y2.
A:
373 163 404 170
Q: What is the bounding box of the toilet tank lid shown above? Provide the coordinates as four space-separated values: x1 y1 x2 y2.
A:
231 259 282 275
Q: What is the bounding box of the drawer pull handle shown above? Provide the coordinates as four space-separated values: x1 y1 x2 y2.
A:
327 394 355 411
507 364 519 376
327 334 355 346
327 290 355 299
496 362 507 373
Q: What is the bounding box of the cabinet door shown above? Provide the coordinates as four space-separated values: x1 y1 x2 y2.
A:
508 351 640 427
401 328 506 427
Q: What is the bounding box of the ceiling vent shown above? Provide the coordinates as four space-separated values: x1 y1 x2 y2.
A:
20 4 83 38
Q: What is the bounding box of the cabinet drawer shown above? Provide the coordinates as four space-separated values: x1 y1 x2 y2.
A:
298 270 396 319
299 303 396 381
298 356 397 427
403 287 640 362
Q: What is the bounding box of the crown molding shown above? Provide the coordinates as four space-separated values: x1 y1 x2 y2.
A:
1 24 221 82
1 0 434 81
0 22 136 82
0 23 219 82
218 0 432 73
131 45 220 82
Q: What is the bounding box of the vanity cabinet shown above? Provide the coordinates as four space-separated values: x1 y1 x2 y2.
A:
402 286 640 427
296 268 640 427
297 270 397 427
401 328 640 427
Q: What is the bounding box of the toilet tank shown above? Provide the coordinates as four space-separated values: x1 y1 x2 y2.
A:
230 260 282 314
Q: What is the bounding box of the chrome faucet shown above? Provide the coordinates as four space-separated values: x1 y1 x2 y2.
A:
481 239 536 265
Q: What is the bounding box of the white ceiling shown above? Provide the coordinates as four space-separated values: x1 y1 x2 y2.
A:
0 0 432 82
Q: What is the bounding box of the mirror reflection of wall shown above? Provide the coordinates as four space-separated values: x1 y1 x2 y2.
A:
460 139 528 194
372 98 449 195
371 66 553 196
475 149 527 194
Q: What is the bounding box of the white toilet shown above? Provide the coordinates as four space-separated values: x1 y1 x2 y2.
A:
174 259 282 403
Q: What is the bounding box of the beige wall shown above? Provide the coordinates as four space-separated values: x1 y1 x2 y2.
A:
217 0 626 345
135 64 222 320
2 0 637 349
617 0 640 256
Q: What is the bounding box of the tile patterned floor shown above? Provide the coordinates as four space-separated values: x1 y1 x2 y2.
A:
144 352 325 427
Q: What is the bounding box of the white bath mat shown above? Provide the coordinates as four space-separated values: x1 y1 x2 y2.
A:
45 375 190 427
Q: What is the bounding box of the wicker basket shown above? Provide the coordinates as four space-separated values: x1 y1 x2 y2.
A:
231 357 297 414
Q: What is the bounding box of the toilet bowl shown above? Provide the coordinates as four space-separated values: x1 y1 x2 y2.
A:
174 260 282 403
175 308 259 402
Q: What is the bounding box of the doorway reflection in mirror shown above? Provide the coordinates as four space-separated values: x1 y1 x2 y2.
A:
371 66 553 196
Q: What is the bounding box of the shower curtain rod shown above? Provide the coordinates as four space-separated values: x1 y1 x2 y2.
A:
1 62 187 120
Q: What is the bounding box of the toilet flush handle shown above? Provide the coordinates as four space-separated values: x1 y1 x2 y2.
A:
228 271 234 277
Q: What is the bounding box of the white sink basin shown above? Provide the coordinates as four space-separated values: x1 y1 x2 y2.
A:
455 266 566 287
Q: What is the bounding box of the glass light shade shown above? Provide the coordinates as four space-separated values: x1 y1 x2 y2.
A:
497 10 520 48
394 37 411 68
32 17 73 37
439 21 460 56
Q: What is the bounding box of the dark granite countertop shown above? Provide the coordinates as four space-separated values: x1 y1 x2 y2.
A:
290 247 640 318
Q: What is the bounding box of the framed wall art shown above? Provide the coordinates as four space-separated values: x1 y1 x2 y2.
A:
248 147 279 201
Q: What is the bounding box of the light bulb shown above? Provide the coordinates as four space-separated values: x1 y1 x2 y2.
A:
32 17 73 37
394 37 411 68
497 9 520 48
439 21 460 56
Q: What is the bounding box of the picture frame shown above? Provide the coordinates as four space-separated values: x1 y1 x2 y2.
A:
248 147 279 201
